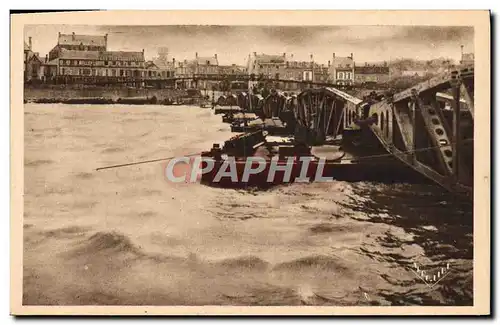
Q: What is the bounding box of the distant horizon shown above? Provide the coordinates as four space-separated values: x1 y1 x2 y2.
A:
24 25 474 66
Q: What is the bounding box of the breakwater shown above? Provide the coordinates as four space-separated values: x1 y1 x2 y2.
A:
24 85 188 102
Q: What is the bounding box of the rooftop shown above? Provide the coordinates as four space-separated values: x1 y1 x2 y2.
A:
58 33 107 47
58 49 144 61
192 55 219 66
354 65 390 74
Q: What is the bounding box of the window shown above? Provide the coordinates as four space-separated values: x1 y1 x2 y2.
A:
338 72 345 79
128 61 131 66
112 69 116 77
385 111 390 138
120 69 124 76
61 68 65 75
105 69 108 76
260 65 263 69
346 72 351 80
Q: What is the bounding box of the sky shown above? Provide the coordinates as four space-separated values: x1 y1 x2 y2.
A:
24 25 474 65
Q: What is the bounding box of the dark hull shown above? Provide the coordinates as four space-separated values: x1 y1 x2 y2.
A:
200 157 428 189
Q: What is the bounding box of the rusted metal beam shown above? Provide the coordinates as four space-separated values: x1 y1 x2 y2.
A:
392 71 455 103
325 100 336 136
369 125 471 198
324 87 362 106
460 81 475 119
416 99 454 175
334 103 345 138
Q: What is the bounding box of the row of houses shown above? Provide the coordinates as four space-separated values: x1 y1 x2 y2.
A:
26 32 471 89
246 52 391 88
24 33 248 88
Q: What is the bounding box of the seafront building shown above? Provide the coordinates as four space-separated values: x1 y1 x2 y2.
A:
24 32 465 90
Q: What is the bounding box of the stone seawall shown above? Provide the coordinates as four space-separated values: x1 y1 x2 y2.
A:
24 86 187 101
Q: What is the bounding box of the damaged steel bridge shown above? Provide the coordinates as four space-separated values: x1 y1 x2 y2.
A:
212 67 474 198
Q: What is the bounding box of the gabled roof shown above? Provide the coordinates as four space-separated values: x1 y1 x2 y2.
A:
28 53 43 63
152 59 174 70
462 53 474 61
254 54 285 64
192 56 218 66
332 56 353 67
58 34 106 47
44 58 59 66
58 49 100 60
354 65 390 74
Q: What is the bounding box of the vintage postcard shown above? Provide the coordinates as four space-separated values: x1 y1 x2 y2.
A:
11 10 490 316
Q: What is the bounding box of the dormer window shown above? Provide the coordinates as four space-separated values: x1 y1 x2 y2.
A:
206 60 210 65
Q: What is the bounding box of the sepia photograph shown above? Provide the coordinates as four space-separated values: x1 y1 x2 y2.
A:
10 10 490 316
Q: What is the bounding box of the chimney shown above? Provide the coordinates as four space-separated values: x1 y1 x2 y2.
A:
45 54 48 63
214 53 217 61
57 32 61 45
104 33 108 48
350 53 353 59
291 54 294 59
328 60 330 67
72 32 75 41
283 52 286 57
253 52 257 56
332 52 335 58
28 37 32 50
195 52 198 58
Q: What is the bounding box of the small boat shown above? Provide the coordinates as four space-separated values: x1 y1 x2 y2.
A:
116 96 158 105
197 131 425 189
